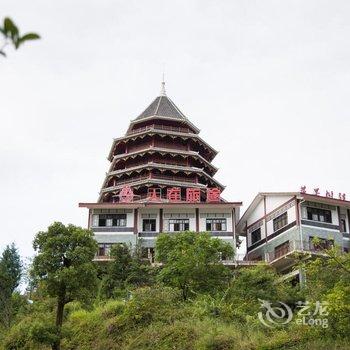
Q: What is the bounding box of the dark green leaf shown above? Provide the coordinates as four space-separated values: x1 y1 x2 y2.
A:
17 32 40 48
4 17 18 38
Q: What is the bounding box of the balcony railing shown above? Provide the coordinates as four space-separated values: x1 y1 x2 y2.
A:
129 124 192 135
151 173 197 184
266 240 329 263
107 173 202 191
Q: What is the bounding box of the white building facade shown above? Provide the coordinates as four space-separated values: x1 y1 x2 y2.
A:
237 191 350 280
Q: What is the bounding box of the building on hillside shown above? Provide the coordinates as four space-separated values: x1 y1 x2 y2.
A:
236 190 350 281
79 82 242 261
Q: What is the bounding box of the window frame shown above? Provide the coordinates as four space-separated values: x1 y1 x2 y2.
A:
168 219 189 232
206 218 227 232
306 207 332 223
97 214 127 227
273 212 288 232
142 219 157 232
251 227 262 245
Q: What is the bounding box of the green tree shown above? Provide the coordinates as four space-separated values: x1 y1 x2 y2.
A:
101 243 153 298
0 243 22 328
0 17 40 57
303 246 350 338
31 222 98 350
156 232 234 300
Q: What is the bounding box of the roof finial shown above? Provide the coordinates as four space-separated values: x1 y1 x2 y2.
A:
160 70 166 96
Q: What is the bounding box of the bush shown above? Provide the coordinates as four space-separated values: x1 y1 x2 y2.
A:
2 314 57 350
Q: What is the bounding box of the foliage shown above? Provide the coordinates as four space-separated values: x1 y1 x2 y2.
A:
100 243 154 299
156 232 234 300
0 17 40 57
0 244 22 328
31 222 98 350
303 246 350 338
1 229 349 349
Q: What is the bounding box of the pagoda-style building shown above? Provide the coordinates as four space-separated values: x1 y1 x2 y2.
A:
80 82 242 260
100 82 224 203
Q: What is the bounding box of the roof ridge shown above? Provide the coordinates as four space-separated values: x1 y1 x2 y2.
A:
154 95 163 115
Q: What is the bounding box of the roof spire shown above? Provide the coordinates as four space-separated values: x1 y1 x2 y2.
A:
160 72 166 96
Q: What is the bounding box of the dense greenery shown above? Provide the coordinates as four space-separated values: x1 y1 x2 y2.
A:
0 244 22 329
31 222 98 350
0 228 349 350
156 232 234 300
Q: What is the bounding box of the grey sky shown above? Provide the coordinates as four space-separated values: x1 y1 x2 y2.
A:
1 0 350 259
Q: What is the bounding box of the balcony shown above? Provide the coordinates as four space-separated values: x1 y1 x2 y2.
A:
266 240 329 264
129 124 192 135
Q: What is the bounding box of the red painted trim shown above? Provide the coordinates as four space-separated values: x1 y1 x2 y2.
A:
79 202 242 209
302 193 350 206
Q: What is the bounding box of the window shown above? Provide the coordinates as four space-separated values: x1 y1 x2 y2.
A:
309 237 334 251
274 241 290 259
98 214 126 227
143 219 156 232
97 244 111 256
273 212 288 231
306 207 332 223
168 219 189 232
92 215 99 227
251 228 261 245
340 218 347 233
206 218 227 231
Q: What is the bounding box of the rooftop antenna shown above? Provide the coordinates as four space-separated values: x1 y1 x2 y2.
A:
160 65 166 96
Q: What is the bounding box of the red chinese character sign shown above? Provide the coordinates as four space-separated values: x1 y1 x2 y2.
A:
186 188 201 202
119 185 134 203
148 188 162 201
339 193 346 201
206 188 221 202
299 186 347 201
167 187 181 202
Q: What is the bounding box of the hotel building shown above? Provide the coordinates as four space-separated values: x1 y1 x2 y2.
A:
236 191 350 280
79 83 241 260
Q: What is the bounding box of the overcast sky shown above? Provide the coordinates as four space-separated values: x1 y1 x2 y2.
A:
1 0 350 260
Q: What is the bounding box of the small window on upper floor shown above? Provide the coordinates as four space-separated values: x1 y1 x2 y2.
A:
251 228 262 245
273 212 288 232
306 207 332 223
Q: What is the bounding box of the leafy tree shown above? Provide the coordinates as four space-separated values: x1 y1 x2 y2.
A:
156 232 234 300
0 17 40 57
31 222 98 350
101 243 154 298
0 243 22 328
225 265 298 319
303 246 350 338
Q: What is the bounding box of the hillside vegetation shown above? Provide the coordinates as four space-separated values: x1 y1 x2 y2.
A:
0 226 349 350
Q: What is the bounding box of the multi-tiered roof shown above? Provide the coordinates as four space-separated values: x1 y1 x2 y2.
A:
99 83 225 203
